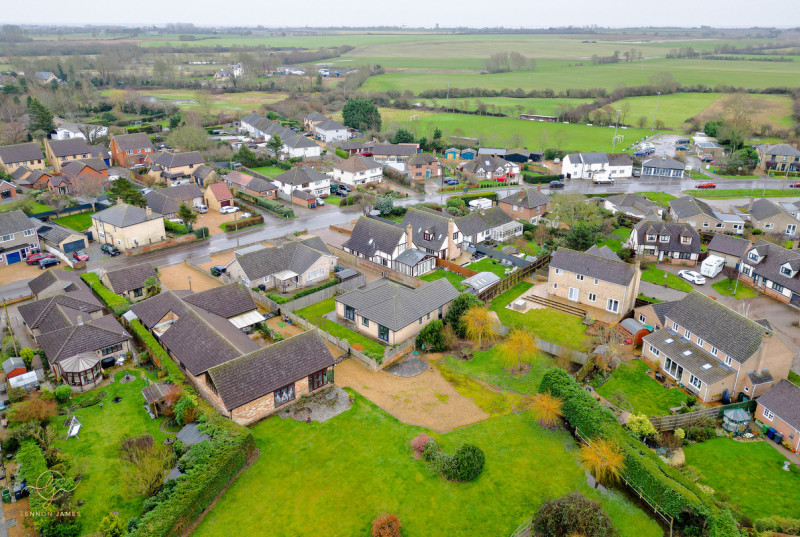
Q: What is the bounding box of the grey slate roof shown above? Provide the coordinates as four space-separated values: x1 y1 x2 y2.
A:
757 143 800 158
394 248 431 267
92 203 162 227
208 331 335 411
757 380 800 431
343 217 405 258
60 158 108 178
406 153 438 166
643 158 685 170
182 283 258 319
32 219 83 245
11 166 31 181
48 138 91 158
27 269 86 298
243 175 277 194
233 237 331 282
145 184 203 215
104 264 157 294
455 207 513 237
371 144 418 157
634 220 701 255
743 240 800 295
0 143 44 164
707 234 751 259
644 330 736 385
314 118 347 131
335 155 382 173
0 209 37 234
576 152 609 165
460 155 514 175
2 357 25 375
748 198 792 222
304 112 328 122
650 301 676 326
607 153 633 166
498 188 549 210
19 292 103 334
585 245 623 261
669 196 716 220
401 207 451 251
664 291 771 364
603 193 658 217
192 165 215 180
550 247 635 286
272 167 330 187
335 278 459 332
148 151 204 169
38 315 131 362
112 133 153 152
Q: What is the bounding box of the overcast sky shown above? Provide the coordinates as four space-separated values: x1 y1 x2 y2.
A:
9 1 800 28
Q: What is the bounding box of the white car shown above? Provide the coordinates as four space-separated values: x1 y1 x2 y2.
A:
220 206 239 214
240 212 253 218
194 204 208 214
316 197 325 205
678 270 706 285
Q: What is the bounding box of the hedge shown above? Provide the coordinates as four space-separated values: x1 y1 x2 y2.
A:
523 173 561 184
128 319 173 373
164 220 189 235
80 273 130 315
234 191 294 218
222 215 264 232
265 278 339 304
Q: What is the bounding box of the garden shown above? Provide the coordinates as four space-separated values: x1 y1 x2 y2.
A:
640 266 693 292
53 211 96 232
594 359 689 416
418 269 466 289
465 257 511 278
294 298 385 360
712 278 758 299
596 226 631 254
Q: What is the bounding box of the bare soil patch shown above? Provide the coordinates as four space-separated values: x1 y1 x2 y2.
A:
266 316 305 338
6 497 36 537
158 263 221 292
0 263 43 286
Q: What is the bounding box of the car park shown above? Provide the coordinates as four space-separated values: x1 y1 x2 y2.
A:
26 252 55 265
39 257 60 269
100 244 121 256
72 250 89 262
697 183 716 189
220 206 240 214
678 270 706 285
549 181 565 189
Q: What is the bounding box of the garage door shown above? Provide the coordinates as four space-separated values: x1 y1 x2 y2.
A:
62 239 86 254
5 251 21 265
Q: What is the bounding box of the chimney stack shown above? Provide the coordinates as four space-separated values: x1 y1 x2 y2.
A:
755 331 772 372
77 315 83 325
146 207 152 218
406 223 413 245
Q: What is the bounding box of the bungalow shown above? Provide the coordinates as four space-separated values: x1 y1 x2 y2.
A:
240 175 278 199
226 237 336 290
642 158 685 178
498 187 549 224
144 184 204 218
0 142 45 173
44 138 93 172
371 144 419 171
0 210 40 266
19 288 104 339
343 217 408 268
602 193 662 219
455 206 523 245
629 219 701 265
332 155 383 186
695 140 725 158
706 234 751 268
110 133 154 167
272 167 330 201
669 196 744 235
26 269 87 300
639 291 793 402
34 71 58 85
51 119 108 142
313 119 349 143
746 198 799 237
205 182 234 211
755 143 800 174
91 201 166 252
0 180 17 201
336 140 369 156
755 380 800 452
459 155 520 183
146 151 205 183
406 153 442 180
738 240 800 306
222 170 254 191
401 207 462 260
335 278 460 346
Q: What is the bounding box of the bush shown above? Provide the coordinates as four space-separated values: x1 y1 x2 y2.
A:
164 220 189 235
415 320 446 352
19 347 35 369
372 514 402 537
533 493 618 537
222 215 264 232
193 227 209 239
626 414 657 439
80 273 130 315
266 279 339 304
54 385 72 403
443 293 484 337
233 191 294 218
453 444 485 481
99 514 125 537
674 428 685 440
422 439 485 482
174 393 198 426
18 441 78 536
523 173 561 184
8 387 26 403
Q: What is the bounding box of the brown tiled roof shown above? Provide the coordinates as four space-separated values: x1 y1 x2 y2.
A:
38 315 131 362
335 155 382 173
148 151 204 169
112 133 153 152
104 264 157 294
48 138 91 158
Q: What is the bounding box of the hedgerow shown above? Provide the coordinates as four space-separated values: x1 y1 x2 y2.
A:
266 278 339 304
81 273 130 315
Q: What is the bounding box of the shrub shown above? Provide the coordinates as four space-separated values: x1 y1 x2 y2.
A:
222 215 264 232
410 433 431 458
626 414 657 438
533 492 618 537
453 444 485 481
8 394 58 425
18 441 78 536
415 320 446 352
19 347 35 369
233 191 294 218
422 439 485 482
174 393 199 426
523 173 561 184
266 279 339 304
674 428 685 440
443 293 484 337
80 273 130 315
8 387 26 403
54 385 72 403
372 514 402 537
99 514 125 537
164 220 189 235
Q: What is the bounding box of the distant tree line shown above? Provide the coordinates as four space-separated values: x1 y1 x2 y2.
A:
483 52 535 74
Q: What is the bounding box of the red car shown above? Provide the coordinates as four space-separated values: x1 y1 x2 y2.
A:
72 250 89 262
697 183 717 189
699 154 713 162
26 252 54 265
789 182 800 188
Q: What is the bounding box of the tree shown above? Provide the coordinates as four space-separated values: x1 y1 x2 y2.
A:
374 195 394 215
267 135 283 158
194 90 214 120
461 306 499 350
533 493 618 537
391 128 415 144
72 174 106 200
168 112 183 129
443 293 484 337
626 414 657 439
166 125 213 152
19 348 35 370
530 393 563 429
594 323 622 372
619 101 632 125
416 319 446 352
497 328 538 373
119 435 174 497
144 276 161 297
565 222 599 251
106 177 146 207
550 193 603 228
177 203 197 229
358 192 376 216
579 438 625 488
99 514 125 537
54 385 72 403
8 394 58 426
637 115 647 129
26 96 55 138
703 120 723 138
342 98 381 132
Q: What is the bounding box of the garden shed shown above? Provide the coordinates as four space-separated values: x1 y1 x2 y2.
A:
2 357 26 379
141 382 180 417
722 407 751 432
9 371 39 392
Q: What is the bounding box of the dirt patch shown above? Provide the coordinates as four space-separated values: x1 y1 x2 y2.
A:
158 263 221 292
267 316 305 338
336 357 489 433
0 263 44 286
6 497 36 537
197 207 239 236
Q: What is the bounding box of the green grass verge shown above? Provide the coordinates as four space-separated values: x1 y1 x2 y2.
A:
711 279 758 299
466 258 512 278
192 394 662 537
596 227 631 254
596 359 688 416
53 212 95 231
686 188 795 199
29 201 55 213
641 192 677 207
788 370 800 386
683 437 800 520
418 269 466 289
640 267 693 293
637 293 664 304
324 195 343 206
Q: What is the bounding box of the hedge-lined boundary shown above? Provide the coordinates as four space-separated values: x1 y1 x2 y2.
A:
266 278 339 304
222 215 264 232
81 272 130 315
523 173 561 184
234 191 294 218
18 441 80 536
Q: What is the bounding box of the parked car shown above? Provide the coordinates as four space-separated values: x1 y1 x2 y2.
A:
338 184 352 193
194 204 208 213
678 270 706 285
171 180 191 187
675 145 690 151
697 182 716 189
632 169 641 177
220 206 239 214
38 257 60 269
361 151 373 157
72 250 89 262
210 265 227 274
316 197 325 205
25 252 54 265
633 150 649 157
444 179 459 186
240 212 253 218
789 183 800 188
549 181 565 189
100 243 121 256
335 190 348 197
700 154 713 162
168 218 185 225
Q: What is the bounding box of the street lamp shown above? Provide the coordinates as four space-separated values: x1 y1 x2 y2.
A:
200 215 205 239
234 209 239 247
652 92 661 131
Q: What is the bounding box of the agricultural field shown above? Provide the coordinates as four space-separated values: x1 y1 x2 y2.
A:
419 96 595 117
99 89 286 114
608 93 721 129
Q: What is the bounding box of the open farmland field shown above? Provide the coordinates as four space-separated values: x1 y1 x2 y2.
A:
691 93 796 129
608 93 721 129
99 89 286 113
418 96 595 117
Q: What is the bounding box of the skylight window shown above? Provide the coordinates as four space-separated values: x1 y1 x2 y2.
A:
682 350 692 356
702 363 712 370
664 338 674 344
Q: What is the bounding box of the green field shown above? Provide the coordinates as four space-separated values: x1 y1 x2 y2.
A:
609 93 721 129
99 89 286 113
249 165 286 177
596 227 632 254
596 359 688 416
688 188 797 199
442 346 554 395
53 212 95 231
420 96 594 117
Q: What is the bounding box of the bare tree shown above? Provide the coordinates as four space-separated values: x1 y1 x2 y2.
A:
72 175 106 199
619 101 632 125
594 324 623 372
77 124 104 144
194 90 214 121
0 122 27 144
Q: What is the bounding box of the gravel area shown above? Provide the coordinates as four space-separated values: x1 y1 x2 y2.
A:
277 386 351 423
384 355 428 378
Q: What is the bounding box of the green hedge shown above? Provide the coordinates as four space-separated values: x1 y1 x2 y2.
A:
335 148 348 159
234 191 294 218
80 273 130 315
164 220 189 235
222 215 264 232
128 319 174 375
523 173 561 184
266 278 340 304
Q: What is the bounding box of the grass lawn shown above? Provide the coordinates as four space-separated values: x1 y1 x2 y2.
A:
489 282 588 350
442 346 554 396
249 166 286 178
324 195 343 206
53 211 95 231
50 369 168 534
710 174 760 180
686 188 795 199
419 269 466 289
683 438 800 519
711 279 758 299
637 293 664 304
29 201 54 213
596 227 631 254
193 394 662 537
688 170 707 180
295 297 336 321
640 267 693 293
295 298 384 357
788 370 800 386
466 258 512 278
641 192 677 207
596 360 688 416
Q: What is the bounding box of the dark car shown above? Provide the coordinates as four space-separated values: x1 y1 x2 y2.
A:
675 145 689 151
632 169 641 177
789 183 800 188
39 257 60 269
697 182 717 189
100 243 121 256
338 184 352 193
26 252 54 265
210 265 227 277
335 190 349 197
549 181 565 189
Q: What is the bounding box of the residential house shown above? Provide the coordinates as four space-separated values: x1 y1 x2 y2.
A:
26 269 87 300
239 175 278 198
669 196 745 235
90 145 112 167
755 380 800 452
561 152 610 179
90 200 166 252
51 119 108 142
19 286 104 338
110 133 154 167
145 184 204 219
455 206 523 245
498 187 549 224
343 217 408 268
146 151 205 183
60 158 109 182
229 64 244 77
755 143 800 173
336 140 371 156
401 207 462 260
602 193 663 219
695 140 725 158
607 154 633 177
212 69 233 86
226 237 336 290
371 144 419 171
548 245 640 321
406 153 442 180
222 170 254 191
332 155 383 186
34 72 58 84
335 278 460 345
0 180 17 202
281 132 323 159
191 165 217 187
31 218 88 254
0 210 39 265
303 112 328 132
459 155 520 183
44 138 93 172
205 331 335 425
739 240 800 306
205 182 234 211
639 291 792 402
707 234 751 268
642 158 685 178
47 175 74 196
629 219 702 265
313 119 349 143
0 142 45 173
746 198 799 237
271 167 330 201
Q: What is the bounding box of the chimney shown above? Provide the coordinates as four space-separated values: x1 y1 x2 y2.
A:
755 331 772 371
406 223 413 244
146 207 152 218
537 183 542 192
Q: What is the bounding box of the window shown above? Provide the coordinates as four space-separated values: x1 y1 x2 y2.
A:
672 321 678 331
423 231 432 241
781 266 793 276
606 298 619 313
688 375 702 390
427 313 430 320
274 383 296 407
133 288 143 297
23 229 34 237
748 251 759 262
684 329 691 339
419 317 423 324
594 278 599 285
772 282 785 293
688 221 696 227
362 317 369 327
126 150 133 155
715 223 724 228
588 293 597 302
554 268 562 275
763 408 774 421
648 344 660 357
765 223 774 230
0 234 12 242
308 370 328 391
681 236 691 244
646 234 656 242
552 283 558 290
576 274 584 281
344 305 355 321
452 232 459 240
639 314 646 323
660 235 669 242
703 222 710 228
568 287 579 301
724 356 732 366
378 324 389 342
101 343 123 355
711 346 718 356
696 337 704 347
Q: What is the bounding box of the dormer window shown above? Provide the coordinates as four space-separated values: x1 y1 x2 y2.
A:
423 231 432 241
659 235 669 242
680 236 691 244
646 234 656 242
781 266 793 277
748 251 759 262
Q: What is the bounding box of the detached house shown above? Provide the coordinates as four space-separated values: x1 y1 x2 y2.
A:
746 198 799 237
401 208 462 261
639 291 792 403
110 133 154 167
51 119 108 142
562 152 614 180
602 193 662 219
455 207 523 245
629 219 701 265
332 155 383 186
303 112 328 132
226 237 336 290
498 187 549 224
144 184 204 219
313 119 349 143
459 155 520 183
755 380 800 452
0 142 45 173
548 245 640 321
90 201 166 252
0 210 40 266
344 217 407 266
272 167 330 201
371 144 419 171
739 240 800 306
146 151 205 183
755 143 800 173
44 138 92 172
406 153 442 180
669 196 744 235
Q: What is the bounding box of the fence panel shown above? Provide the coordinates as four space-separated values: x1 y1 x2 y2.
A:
434 257 477 278
477 253 551 303
536 338 588 365
649 400 757 431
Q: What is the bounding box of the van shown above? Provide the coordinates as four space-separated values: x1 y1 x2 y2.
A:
700 255 725 278
592 172 615 184
195 204 208 213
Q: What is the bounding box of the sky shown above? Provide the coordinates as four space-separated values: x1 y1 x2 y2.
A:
9 0 800 28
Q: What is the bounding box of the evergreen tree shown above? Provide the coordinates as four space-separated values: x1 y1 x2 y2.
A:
342 98 381 132
106 177 146 207
26 97 55 138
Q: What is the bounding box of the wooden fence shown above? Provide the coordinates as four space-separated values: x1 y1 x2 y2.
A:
537 338 589 365
329 224 353 235
477 253 551 303
248 274 366 313
649 400 757 431
328 245 423 288
434 257 478 278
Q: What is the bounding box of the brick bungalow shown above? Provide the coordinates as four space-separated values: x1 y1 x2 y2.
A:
755 380 800 451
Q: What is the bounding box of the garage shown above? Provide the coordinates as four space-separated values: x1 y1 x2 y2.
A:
5 251 22 265
62 238 87 254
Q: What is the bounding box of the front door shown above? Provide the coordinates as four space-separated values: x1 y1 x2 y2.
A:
438 306 443 319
